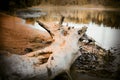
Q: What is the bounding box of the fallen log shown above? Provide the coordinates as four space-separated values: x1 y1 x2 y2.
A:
0 17 90 80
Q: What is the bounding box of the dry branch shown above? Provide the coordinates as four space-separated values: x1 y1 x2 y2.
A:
36 20 53 38
59 15 65 26
0 21 89 80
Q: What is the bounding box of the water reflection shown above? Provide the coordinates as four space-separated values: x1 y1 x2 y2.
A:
36 7 120 49
39 7 120 29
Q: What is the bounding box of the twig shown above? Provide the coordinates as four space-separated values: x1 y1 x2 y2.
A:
59 15 65 26
36 20 53 38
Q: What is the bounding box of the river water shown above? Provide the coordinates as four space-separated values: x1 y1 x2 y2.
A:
37 6 120 50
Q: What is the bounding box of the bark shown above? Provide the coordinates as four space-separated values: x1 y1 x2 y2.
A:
0 20 88 80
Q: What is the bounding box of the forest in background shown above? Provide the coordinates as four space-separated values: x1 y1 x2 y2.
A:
0 0 120 11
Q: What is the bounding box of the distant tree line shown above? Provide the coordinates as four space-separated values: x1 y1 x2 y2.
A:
0 0 42 11
44 0 120 7
0 0 120 11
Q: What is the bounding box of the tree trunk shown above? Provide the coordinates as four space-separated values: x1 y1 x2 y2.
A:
0 17 88 80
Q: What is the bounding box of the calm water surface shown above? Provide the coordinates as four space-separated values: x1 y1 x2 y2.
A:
38 6 120 50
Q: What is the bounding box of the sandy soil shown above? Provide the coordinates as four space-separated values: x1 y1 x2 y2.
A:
0 13 52 55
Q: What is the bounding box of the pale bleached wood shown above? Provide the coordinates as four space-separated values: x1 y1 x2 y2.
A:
0 21 88 80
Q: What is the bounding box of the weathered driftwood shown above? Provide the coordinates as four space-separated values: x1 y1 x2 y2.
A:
0 17 91 80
